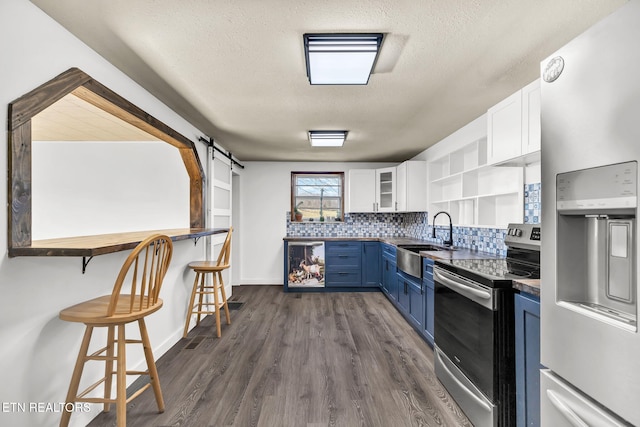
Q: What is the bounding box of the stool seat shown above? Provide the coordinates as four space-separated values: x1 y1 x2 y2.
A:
183 228 233 338
188 260 228 271
60 295 163 325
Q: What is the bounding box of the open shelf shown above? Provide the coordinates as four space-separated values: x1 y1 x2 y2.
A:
428 136 524 227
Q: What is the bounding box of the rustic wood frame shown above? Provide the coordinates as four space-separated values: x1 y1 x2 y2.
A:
7 68 205 257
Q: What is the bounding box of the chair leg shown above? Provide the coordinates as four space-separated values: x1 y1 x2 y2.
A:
116 324 127 427
60 326 94 427
183 271 200 338
218 271 231 325
139 319 165 412
213 272 222 338
103 326 115 412
196 272 206 327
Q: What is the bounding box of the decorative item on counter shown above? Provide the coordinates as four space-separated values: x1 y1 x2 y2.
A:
319 188 325 222
294 201 303 221
335 208 342 221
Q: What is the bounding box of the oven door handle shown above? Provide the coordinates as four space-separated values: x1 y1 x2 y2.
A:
434 267 494 309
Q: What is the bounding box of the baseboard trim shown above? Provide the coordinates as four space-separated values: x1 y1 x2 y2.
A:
239 279 283 285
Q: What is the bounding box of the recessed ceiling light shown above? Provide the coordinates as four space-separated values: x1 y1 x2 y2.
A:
308 130 347 147
304 33 383 85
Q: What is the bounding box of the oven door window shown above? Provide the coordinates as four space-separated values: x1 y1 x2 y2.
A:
435 281 495 401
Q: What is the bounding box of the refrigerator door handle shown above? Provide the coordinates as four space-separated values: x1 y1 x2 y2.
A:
546 390 589 427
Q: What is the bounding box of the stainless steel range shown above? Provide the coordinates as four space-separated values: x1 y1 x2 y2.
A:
433 223 540 427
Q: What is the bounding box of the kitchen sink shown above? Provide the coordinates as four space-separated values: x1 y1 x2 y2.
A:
396 244 458 278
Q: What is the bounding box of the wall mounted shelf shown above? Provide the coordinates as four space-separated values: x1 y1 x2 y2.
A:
9 228 228 258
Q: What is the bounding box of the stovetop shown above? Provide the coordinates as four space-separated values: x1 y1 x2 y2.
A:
435 223 541 288
441 258 539 280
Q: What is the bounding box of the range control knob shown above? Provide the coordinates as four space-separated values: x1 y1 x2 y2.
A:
515 229 523 237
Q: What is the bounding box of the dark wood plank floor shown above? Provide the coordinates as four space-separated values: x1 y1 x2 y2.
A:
88 286 471 427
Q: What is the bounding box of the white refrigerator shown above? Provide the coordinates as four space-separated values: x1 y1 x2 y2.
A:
540 1 640 425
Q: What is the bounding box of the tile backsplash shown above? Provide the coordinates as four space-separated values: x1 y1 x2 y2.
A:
286 182 542 257
286 211 508 256
286 212 408 238
524 182 541 224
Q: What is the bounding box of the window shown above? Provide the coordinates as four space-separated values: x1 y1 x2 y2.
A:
291 172 344 221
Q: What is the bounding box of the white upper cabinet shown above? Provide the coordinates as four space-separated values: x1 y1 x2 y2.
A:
376 167 397 212
396 161 427 212
347 162 426 213
521 79 541 155
347 169 376 212
487 79 541 165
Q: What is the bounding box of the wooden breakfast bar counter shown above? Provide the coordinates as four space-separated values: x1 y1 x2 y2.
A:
9 228 229 257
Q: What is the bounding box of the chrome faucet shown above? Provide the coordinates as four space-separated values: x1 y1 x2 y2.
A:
432 211 453 246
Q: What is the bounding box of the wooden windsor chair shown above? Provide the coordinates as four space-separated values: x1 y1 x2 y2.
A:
59 234 173 427
183 227 233 338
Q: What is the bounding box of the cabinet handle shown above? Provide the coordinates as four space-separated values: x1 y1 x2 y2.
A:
338 255 349 258
373 202 376 211
338 272 349 275
395 201 398 211
421 283 424 295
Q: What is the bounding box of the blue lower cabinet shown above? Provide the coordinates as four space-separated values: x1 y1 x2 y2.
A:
362 242 381 287
396 271 412 313
422 258 435 345
407 277 424 329
424 283 434 344
325 241 362 287
396 271 423 328
515 292 541 427
381 244 397 301
383 256 398 301
325 270 361 286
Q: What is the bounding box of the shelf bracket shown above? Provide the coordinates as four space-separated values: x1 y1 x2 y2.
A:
193 236 201 246
82 256 94 274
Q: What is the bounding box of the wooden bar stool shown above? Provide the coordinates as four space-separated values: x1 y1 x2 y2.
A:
59 234 173 427
183 227 233 338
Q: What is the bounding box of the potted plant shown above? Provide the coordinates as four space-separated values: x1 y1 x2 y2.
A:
294 202 303 221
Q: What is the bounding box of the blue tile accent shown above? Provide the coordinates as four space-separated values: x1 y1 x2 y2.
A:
286 211 507 256
524 182 541 224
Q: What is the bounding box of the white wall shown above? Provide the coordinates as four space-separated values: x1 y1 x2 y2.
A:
0 2 210 426
239 161 394 284
32 141 190 239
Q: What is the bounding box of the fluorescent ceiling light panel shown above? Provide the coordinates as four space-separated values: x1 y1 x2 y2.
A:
304 34 383 85
309 131 347 147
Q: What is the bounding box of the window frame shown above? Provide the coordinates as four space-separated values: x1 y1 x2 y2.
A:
291 171 345 222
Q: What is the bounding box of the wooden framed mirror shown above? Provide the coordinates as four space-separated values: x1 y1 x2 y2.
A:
7 68 205 257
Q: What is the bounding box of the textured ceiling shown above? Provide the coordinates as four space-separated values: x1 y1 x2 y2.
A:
30 0 626 161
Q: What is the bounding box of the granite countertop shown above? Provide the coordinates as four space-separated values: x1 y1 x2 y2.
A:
283 236 381 241
513 279 540 297
419 249 500 261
